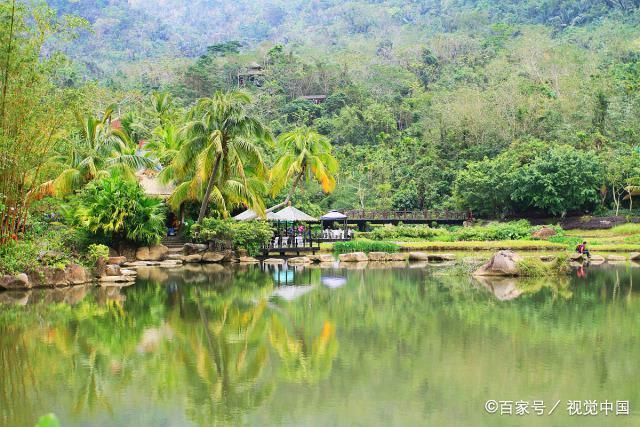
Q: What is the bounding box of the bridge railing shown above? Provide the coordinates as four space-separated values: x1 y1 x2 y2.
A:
342 210 467 221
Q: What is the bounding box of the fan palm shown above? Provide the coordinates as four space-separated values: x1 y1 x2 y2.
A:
162 91 272 223
39 106 155 197
268 128 338 212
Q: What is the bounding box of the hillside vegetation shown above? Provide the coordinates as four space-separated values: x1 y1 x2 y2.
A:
3 0 640 226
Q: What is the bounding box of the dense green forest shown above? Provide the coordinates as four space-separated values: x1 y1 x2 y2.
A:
3 0 640 238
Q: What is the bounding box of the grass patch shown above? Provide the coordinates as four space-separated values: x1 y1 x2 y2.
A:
397 240 566 251
517 254 570 277
333 239 399 254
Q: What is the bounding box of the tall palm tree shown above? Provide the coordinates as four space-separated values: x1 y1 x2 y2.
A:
39 106 154 197
162 91 272 223
268 128 338 212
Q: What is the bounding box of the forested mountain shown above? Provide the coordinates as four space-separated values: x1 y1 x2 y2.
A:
34 1 640 216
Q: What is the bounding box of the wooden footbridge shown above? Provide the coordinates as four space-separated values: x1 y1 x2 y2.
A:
342 210 469 230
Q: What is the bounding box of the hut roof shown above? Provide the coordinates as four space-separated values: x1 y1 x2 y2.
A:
233 209 280 221
137 170 174 199
274 206 318 222
320 210 347 220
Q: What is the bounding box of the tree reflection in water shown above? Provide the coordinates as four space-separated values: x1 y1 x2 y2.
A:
1 263 639 426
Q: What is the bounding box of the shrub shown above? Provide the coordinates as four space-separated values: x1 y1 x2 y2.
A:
517 254 570 277
452 220 533 241
87 244 110 264
333 239 400 254
193 218 273 256
369 225 449 241
0 225 77 274
69 175 166 246
0 240 39 275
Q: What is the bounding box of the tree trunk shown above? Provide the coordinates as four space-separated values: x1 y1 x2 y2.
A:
197 154 222 224
265 170 304 213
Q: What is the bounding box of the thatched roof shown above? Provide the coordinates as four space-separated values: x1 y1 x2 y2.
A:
233 209 280 221
234 206 318 222
138 171 174 199
274 206 318 222
320 210 347 220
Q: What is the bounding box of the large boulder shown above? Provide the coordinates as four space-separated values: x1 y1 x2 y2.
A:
308 254 335 263
104 264 122 277
607 254 627 262
157 260 183 268
368 252 389 261
569 253 585 262
202 251 226 263
263 258 285 265
238 256 260 264
531 226 557 240
288 257 311 265
108 256 127 266
339 252 369 262
473 250 523 277
428 253 456 262
408 252 429 261
0 273 31 290
183 243 208 255
66 264 89 285
148 245 169 261
388 252 409 261
630 253 640 261
182 254 203 263
136 245 169 261
27 264 90 287
590 255 606 265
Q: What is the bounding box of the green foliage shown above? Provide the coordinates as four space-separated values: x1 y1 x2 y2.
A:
87 243 109 263
69 175 166 246
193 218 274 255
0 241 38 275
453 220 534 241
333 239 399 254
162 91 271 221
517 254 570 277
369 225 449 241
0 223 78 275
455 142 602 216
35 414 60 427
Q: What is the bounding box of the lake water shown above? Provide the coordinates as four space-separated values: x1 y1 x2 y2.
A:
1 262 639 426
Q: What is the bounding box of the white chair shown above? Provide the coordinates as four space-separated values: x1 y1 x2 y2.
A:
295 236 304 247
273 237 280 248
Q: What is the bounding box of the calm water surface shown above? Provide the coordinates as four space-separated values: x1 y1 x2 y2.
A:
1 262 639 426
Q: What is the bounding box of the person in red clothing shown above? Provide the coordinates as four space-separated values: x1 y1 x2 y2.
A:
576 241 591 259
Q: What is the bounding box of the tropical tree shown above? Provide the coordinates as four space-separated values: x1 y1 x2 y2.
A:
145 123 184 167
68 172 166 245
268 127 338 212
162 91 272 223
0 1 85 242
40 107 155 197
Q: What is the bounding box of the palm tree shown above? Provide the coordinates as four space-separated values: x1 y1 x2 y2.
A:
39 106 155 197
145 123 184 167
268 127 338 212
162 91 272 223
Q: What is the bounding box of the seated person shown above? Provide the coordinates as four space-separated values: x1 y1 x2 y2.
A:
576 241 591 258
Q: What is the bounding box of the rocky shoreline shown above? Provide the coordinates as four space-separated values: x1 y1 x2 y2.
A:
4 240 640 291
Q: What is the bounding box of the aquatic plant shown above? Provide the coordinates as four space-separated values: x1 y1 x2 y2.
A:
333 239 399 254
